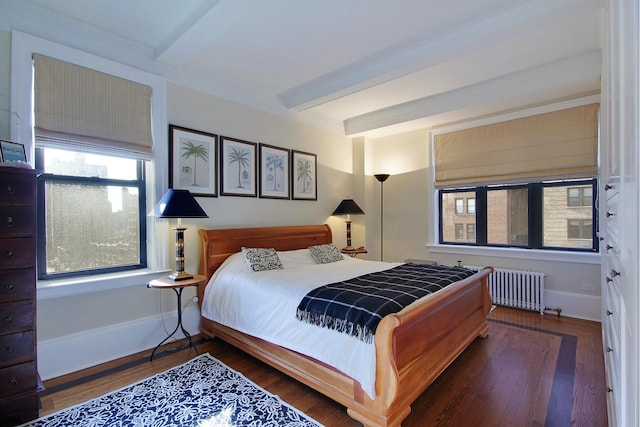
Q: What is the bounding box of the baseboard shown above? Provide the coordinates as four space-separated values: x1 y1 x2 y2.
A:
37 290 601 380
37 305 201 381
544 290 601 322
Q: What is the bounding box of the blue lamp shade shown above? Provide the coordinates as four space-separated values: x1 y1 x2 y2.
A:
332 198 364 216
153 189 208 281
332 198 364 250
154 189 208 218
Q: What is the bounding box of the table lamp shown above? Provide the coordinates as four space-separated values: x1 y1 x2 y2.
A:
154 189 208 280
332 197 365 250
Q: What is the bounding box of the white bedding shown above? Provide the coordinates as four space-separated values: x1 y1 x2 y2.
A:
201 249 402 399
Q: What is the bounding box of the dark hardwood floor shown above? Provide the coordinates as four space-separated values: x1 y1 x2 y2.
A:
38 307 607 426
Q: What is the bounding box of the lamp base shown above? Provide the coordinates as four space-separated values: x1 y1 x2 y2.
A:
168 271 194 281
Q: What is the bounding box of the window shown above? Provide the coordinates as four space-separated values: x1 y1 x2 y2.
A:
439 179 598 251
11 33 167 290
455 198 464 214
32 54 154 280
455 224 464 240
441 191 476 243
466 224 476 241
466 198 476 214
36 149 147 279
567 219 592 240
567 187 592 207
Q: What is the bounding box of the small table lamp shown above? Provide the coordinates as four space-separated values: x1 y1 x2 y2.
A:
332 197 365 250
154 189 208 281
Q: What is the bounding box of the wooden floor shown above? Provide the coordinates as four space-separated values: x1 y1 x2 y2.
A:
39 307 608 426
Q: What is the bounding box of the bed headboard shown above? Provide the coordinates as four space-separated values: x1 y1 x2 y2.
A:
198 224 333 282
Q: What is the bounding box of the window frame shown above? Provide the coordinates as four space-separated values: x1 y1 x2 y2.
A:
35 148 148 280
11 31 168 296
438 179 599 252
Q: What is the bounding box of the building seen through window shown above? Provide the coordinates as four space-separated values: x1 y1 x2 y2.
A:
440 180 597 251
36 148 146 279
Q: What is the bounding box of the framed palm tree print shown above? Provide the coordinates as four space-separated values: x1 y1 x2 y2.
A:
169 125 218 197
259 144 290 199
292 150 317 200
220 136 257 197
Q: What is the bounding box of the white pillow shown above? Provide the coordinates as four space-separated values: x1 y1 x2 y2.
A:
241 247 284 272
308 244 344 264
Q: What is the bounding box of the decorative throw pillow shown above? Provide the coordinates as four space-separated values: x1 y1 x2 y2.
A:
241 247 284 272
308 244 344 264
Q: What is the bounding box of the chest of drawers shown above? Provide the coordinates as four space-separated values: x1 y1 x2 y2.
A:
0 167 39 426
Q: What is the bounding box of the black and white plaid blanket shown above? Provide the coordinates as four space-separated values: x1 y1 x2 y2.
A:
296 263 475 343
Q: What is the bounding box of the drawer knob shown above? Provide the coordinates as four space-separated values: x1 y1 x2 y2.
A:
607 387 613 393
5 184 14 194
3 315 13 324
606 277 613 283
604 184 613 190
607 310 613 316
611 269 620 277
8 377 18 387
4 283 15 292
606 244 613 251
606 346 613 353
5 345 14 354
606 211 615 218
4 216 14 227
4 249 14 259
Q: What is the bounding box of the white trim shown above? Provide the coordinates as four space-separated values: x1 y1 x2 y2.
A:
544 289 601 322
37 304 201 380
36 270 170 301
427 244 601 265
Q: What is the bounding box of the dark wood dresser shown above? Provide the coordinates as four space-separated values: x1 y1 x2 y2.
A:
0 167 39 426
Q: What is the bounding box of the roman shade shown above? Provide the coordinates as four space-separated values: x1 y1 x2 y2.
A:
433 103 599 188
33 54 153 160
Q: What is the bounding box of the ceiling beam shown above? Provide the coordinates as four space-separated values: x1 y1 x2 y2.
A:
278 0 604 113
343 50 601 135
155 0 265 66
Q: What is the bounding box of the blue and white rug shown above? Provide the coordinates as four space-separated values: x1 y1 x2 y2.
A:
24 353 323 426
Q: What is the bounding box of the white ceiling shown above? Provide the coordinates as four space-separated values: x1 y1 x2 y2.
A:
1 0 604 138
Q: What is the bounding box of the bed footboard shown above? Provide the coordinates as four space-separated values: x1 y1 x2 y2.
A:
346 266 493 426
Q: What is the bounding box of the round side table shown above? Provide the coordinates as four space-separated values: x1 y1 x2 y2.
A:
147 274 206 361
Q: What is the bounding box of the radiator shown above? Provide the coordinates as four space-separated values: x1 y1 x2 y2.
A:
464 266 545 314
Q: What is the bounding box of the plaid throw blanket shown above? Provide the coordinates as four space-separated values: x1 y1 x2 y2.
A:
296 263 475 343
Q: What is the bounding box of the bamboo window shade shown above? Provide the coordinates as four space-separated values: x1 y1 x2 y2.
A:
33 54 153 160
433 103 599 188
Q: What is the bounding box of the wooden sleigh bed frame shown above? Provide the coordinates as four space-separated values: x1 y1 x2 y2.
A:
198 224 493 427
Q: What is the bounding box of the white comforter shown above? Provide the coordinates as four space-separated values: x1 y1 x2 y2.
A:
201 249 401 399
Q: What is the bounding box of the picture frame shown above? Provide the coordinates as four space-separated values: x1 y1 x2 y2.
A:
220 136 257 197
0 140 27 163
259 143 290 199
169 125 218 197
291 150 317 200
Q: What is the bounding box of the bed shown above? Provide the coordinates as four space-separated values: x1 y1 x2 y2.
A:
198 224 493 427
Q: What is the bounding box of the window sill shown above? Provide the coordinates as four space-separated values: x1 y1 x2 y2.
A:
37 269 172 301
426 244 601 265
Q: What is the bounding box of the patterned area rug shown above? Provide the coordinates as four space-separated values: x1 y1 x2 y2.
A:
23 353 323 427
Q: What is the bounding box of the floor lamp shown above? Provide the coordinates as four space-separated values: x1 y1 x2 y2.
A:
374 174 390 261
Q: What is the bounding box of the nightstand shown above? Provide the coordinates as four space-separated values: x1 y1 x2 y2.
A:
341 247 367 258
147 274 206 361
